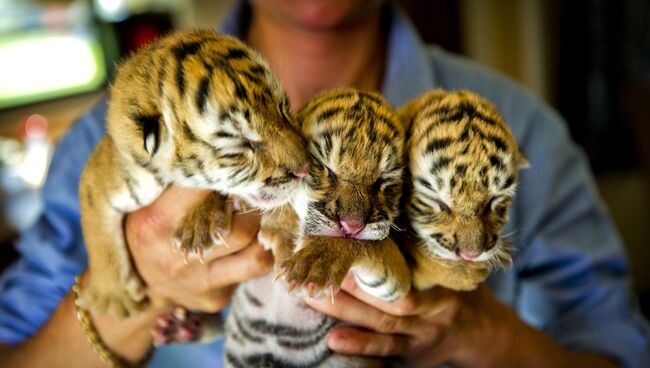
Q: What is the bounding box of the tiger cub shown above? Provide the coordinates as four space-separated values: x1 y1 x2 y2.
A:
399 89 528 291
78 28 309 317
224 89 411 368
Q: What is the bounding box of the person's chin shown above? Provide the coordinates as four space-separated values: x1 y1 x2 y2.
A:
292 1 359 29
259 0 380 31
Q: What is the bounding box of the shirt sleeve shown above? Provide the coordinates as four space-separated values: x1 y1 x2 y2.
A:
0 99 106 343
509 98 650 368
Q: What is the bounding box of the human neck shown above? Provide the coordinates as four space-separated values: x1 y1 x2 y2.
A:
247 8 386 111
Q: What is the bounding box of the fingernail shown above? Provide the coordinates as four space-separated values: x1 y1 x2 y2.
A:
173 306 187 320
341 275 356 290
304 296 324 305
231 198 242 211
329 334 346 350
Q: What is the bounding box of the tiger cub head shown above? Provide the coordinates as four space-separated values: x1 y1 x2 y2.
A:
116 29 309 209
293 89 405 240
401 90 528 268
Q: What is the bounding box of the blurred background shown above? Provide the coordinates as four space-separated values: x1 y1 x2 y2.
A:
0 0 648 316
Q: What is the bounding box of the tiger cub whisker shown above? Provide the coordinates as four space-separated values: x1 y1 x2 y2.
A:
224 89 410 368
78 28 309 332
400 89 528 292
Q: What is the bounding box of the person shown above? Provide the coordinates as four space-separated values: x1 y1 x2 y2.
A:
1 0 648 367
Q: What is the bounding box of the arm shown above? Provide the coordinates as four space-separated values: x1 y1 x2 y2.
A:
0 271 164 367
307 275 621 368
0 186 271 367
306 95 649 366
0 102 272 366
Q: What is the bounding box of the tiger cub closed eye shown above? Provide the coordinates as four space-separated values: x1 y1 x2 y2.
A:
224 89 411 368
78 28 309 317
282 89 411 300
399 89 529 291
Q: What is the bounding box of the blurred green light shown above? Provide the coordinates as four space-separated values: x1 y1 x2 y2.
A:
0 31 106 109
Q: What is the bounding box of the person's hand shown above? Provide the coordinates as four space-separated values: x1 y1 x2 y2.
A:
305 274 620 368
125 186 273 313
304 275 514 367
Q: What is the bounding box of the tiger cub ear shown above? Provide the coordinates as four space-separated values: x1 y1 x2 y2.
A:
515 148 530 169
397 89 449 132
396 104 415 133
133 113 163 157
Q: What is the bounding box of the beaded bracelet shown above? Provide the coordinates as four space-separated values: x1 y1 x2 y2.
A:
71 276 148 368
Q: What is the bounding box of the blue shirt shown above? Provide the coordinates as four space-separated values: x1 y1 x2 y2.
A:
1 2 648 367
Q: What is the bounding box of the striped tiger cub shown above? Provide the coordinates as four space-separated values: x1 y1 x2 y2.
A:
224 89 411 368
78 28 309 317
400 90 529 291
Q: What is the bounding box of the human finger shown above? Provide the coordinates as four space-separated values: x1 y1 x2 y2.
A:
326 326 415 357
206 241 273 289
127 187 209 254
341 275 461 320
329 327 451 368
305 291 416 335
167 240 272 294
128 187 260 266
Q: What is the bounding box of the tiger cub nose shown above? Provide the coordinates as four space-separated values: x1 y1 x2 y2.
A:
340 218 365 235
455 248 482 261
289 164 310 179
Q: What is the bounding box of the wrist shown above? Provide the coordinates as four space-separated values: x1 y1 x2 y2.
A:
499 307 570 368
76 272 169 365
489 303 621 368
454 292 569 368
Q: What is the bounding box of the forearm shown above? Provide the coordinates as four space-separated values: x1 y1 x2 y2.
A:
0 271 167 367
503 306 621 368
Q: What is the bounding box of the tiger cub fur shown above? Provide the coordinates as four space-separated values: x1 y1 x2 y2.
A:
224 89 411 368
78 28 309 317
399 89 528 291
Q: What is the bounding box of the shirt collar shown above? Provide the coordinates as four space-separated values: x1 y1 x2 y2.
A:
218 0 250 38
381 5 436 107
218 1 435 108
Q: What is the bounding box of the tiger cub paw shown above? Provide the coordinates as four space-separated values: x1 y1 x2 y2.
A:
278 238 353 300
414 259 490 291
172 193 232 263
447 262 491 291
152 307 224 346
79 271 148 318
